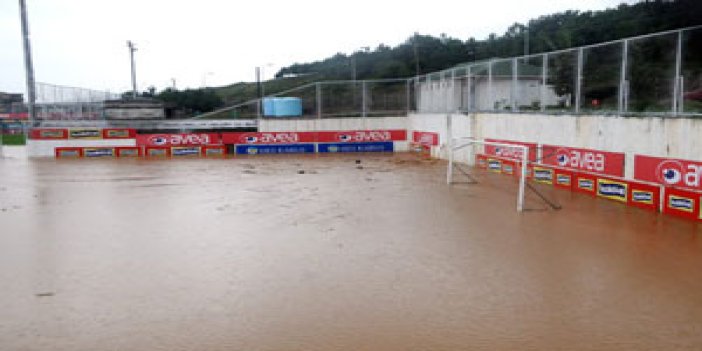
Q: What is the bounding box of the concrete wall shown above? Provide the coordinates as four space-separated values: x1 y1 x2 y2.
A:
27 139 136 157
409 112 702 178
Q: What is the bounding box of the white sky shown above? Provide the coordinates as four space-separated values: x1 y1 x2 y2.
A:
1 0 630 95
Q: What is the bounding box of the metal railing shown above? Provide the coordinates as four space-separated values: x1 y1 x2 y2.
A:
414 25 702 117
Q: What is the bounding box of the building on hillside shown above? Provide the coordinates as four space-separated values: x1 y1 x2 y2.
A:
417 61 569 112
0 92 24 113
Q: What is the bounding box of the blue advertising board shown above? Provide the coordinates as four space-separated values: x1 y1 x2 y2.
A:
318 142 394 153
235 144 315 155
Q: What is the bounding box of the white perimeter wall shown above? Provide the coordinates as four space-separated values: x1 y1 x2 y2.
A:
409 112 702 178
27 139 136 157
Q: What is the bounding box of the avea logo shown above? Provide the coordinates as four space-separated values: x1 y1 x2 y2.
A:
149 134 211 146
494 146 525 160
336 131 391 142
655 160 702 188
555 148 606 172
150 136 169 146
417 133 435 145
242 133 299 144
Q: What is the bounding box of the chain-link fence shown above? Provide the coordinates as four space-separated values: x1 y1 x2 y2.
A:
34 82 120 120
199 79 413 120
415 25 702 116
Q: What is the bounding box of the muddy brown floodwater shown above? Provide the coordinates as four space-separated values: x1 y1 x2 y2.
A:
1 149 701 351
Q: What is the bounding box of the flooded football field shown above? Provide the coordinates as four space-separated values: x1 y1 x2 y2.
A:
1 148 701 351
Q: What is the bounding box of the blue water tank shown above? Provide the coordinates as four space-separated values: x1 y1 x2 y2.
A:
263 97 302 117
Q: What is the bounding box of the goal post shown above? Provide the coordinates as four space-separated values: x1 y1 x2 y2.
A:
447 137 529 212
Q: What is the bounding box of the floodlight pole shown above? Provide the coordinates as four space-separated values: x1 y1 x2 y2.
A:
127 40 138 99
19 0 37 126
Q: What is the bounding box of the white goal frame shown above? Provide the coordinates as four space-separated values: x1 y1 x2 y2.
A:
446 136 529 212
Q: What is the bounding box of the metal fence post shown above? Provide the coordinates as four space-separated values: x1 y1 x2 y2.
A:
316 82 322 119
361 80 367 118
541 53 548 112
619 39 628 114
673 30 683 115
512 58 518 112
575 48 583 114
488 60 494 111
405 79 411 114
467 66 472 112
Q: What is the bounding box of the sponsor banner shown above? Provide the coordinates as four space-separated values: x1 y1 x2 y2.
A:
502 160 516 175
628 181 660 212
634 154 702 192
412 131 439 146
316 130 406 143
83 147 116 158
236 144 315 155
663 187 701 221
116 147 142 157
69 129 102 139
476 154 488 169
145 146 170 157
575 173 597 195
484 138 538 162
542 145 625 177
533 166 554 185
0 112 28 119
103 129 136 139
171 146 202 157
555 168 574 190
318 142 394 153
54 147 82 158
596 178 629 203
30 128 68 140
487 158 502 173
221 131 317 145
202 146 226 156
137 133 221 146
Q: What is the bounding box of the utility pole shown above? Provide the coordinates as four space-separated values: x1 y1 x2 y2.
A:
256 67 262 117
127 40 137 99
524 25 530 56
18 0 37 126
413 42 420 76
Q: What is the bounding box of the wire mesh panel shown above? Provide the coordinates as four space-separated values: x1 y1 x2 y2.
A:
469 62 490 111
580 42 623 113
321 82 362 118
35 83 119 120
627 33 677 113
517 55 545 112
367 80 410 117
546 50 577 112
682 28 702 114
489 59 514 111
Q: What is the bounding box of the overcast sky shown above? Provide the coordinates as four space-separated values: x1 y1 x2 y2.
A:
1 0 631 95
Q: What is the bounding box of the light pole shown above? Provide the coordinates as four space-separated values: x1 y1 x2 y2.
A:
127 40 138 99
18 0 37 127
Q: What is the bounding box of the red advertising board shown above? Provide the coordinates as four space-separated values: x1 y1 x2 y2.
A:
30 128 68 140
103 128 136 139
628 181 661 212
662 187 701 222
221 131 317 144
484 138 538 162
634 154 702 192
412 131 439 146
0 113 28 120
542 145 625 177
136 133 221 146
316 130 406 143
574 173 597 196
554 168 574 190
